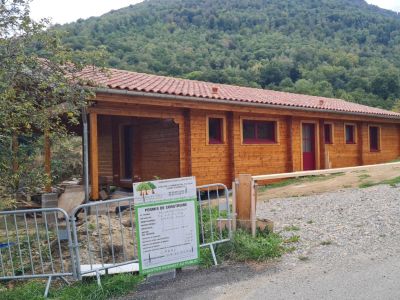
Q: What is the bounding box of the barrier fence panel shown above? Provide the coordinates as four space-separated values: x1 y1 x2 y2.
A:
0 183 234 293
70 196 138 283
196 183 232 265
0 208 75 297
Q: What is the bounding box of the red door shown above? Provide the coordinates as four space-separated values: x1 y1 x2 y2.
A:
302 123 316 171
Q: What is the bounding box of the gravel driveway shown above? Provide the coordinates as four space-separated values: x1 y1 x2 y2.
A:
128 184 400 299
258 184 400 266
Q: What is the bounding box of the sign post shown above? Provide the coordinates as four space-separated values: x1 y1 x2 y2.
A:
133 177 200 275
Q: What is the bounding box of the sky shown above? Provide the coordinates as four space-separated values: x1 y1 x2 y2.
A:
30 0 400 25
366 0 400 12
30 0 143 24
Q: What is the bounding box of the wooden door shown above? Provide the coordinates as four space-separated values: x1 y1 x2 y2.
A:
302 123 316 171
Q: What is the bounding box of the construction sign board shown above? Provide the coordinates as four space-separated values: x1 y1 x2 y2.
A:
133 177 200 275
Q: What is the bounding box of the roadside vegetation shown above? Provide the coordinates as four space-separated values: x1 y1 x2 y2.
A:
200 228 286 268
359 176 400 188
258 173 345 192
0 273 143 300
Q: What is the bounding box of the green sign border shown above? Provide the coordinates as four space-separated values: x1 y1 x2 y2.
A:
135 197 200 275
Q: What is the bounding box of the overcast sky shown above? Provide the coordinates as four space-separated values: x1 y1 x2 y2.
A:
30 0 400 25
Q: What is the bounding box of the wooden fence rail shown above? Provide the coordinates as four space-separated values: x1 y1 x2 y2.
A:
235 161 400 236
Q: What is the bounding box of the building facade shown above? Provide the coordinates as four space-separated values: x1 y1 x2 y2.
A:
83 69 400 199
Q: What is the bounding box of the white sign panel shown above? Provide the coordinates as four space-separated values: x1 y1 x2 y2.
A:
134 177 199 274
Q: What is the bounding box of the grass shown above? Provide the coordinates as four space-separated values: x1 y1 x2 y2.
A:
199 205 230 244
283 225 300 232
1 273 143 300
306 220 314 224
259 173 345 192
381 176 400 187
359 176 400 188
284 235 300 243
199 229 285 267
359 181 376 188
358 174 371 180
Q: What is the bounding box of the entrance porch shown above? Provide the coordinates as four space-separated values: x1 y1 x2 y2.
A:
88 104 189 200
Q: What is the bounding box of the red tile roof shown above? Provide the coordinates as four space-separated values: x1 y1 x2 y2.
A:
80 68 400 119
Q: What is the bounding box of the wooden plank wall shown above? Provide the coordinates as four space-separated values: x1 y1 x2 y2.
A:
139 119 180 180
190 110 231 186
98 115 113 179
93 96 400 189
324 121 359 168
232 113 291 177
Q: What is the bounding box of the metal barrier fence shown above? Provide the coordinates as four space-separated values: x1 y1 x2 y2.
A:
0 183 233 295
70 196 138 284
0 208 75 297
197 183 232 265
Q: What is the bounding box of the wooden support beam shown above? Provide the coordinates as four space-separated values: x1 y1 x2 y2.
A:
183 109 192 177
236 174 256 236
319 120 326 169
90 113 99 200
358 122 365 166
44 131 51 193
286 116 294 172
227 112 236 181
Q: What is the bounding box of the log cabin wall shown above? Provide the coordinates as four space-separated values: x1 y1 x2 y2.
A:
98 115 113 180
189 110 231 186
323 121 359 168
361 123 400 165
90 93 400 197
232 113 291 178
139 119 180 181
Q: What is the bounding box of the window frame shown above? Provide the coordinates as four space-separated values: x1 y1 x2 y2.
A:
241 118 278 144
368 125 381 152
344 123 357 144
206 115 226 145
323 122 334 144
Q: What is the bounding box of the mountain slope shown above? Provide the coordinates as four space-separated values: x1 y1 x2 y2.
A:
57 0 400 109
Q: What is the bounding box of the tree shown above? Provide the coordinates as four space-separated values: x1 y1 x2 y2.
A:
0 0 105 207
135 182 152 201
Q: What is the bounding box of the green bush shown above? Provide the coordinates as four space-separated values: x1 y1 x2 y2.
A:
217 229 284 262
199 229 284 267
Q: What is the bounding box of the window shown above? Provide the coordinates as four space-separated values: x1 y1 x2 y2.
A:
208 117 223 144
369 126 380 152
324 123 333 144
243 120 276 144
345 124 355 144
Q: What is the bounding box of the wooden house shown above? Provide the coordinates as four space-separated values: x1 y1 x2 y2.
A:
82 68 400 200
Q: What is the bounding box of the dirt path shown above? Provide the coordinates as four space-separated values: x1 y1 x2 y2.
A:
257 163 400 200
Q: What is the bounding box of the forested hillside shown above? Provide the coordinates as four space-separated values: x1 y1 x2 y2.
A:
57 0 400 109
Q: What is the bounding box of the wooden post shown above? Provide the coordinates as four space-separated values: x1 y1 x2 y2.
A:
251 179 256 237
286 116 294 172
358 122 365 166
44 131 51 193
236 174 253 230
90 113 99 200
319 120 326 169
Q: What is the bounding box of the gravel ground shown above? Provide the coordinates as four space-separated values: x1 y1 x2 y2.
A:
258 184 400 267
127 184 400 299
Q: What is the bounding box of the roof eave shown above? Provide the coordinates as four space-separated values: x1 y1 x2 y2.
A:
93 87 400 121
